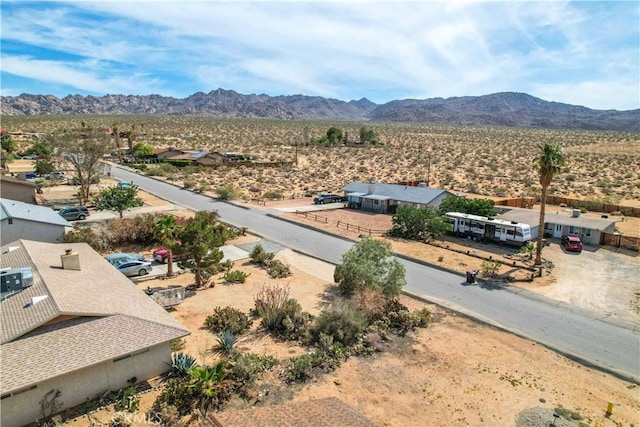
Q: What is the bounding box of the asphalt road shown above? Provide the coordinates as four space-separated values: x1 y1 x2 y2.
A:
113 165 640 382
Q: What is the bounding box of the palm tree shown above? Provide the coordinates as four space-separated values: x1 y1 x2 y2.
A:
533 143 565 265
154 214 178 276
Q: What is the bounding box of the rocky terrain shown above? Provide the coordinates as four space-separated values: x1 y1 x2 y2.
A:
2 90 638 131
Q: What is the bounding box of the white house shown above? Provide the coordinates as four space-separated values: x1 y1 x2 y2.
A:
0 199 71 245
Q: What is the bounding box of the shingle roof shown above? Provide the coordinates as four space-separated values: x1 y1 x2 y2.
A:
207 397 375 427
0 240 189 393
342 182 453 205
1 198 70 227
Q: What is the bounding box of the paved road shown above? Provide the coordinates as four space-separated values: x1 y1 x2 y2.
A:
112 166 640 382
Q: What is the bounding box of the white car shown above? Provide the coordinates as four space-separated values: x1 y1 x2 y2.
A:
114 260 153 277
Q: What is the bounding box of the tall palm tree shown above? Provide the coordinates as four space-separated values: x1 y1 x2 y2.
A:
154 214 178 276
533 143 565 265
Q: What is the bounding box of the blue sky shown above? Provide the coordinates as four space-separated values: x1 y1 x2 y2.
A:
1 1 638 110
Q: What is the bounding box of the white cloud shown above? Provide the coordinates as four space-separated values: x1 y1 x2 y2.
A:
0 1 637 109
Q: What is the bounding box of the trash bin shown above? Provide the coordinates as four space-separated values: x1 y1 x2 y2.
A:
466 270 476 284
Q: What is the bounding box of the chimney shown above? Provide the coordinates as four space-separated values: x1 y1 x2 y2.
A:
571 209 581 218
61 249 81 271
367 181 375 194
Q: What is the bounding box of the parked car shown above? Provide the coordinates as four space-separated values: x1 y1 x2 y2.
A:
58 206 89 221
105 253 146 265
313 193 344 204
117 181 131 189
153 247 189 264
44 172 67 180
561 236 583 252
114 260 153 277
22 154 38 160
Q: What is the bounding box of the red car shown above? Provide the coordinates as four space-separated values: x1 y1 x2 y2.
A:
561 236 583 252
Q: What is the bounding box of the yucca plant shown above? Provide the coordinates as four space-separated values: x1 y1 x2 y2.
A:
168 351 198 378
214 330 238 357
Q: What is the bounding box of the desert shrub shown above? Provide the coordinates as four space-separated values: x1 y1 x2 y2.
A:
150 403 182 427
215 183 240 200
481 260 501 278
254 284 290 318
252 285 312 340
114 382 140 413
213 331 238 357
170 338 186 352
168 352 198 378
145 163 177 177
204 307 253 335
196 183 209 193
129 163 147 171
249 244 274 267
312 300 367 347
230 353 278 388
286 337 347 383
363 332 384 352
153 378 197 416
223 270 249 284
351 287 386 320
267 260 291 278
103 213 161 247
165 159 193 168
280 310 314 342
183 178 196 189
59 226 106 251
262 189 284 199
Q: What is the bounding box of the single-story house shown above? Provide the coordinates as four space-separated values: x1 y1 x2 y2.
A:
496 207 617 246
0 176 38 204
165 150 209 163
1 199 71 245
341 182 456 213
0 240 190 427
154 147 188 160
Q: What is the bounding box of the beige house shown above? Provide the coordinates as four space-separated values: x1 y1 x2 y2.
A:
0 176 37 204
0 240 190 427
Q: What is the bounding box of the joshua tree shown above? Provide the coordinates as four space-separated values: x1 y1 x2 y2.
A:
533 143 565 265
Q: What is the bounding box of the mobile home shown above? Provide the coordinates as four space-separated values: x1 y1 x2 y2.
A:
445 212 532 246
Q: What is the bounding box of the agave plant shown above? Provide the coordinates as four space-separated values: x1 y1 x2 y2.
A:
214 330 238 357
168 351 198 378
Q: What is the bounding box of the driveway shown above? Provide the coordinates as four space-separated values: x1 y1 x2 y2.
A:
534 242 640 325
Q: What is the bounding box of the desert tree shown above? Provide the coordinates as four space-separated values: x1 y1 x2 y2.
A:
533 142 565 265
47 128 111 205
93 184 143 218
1 134 15 154
112 123 123 163
390 205 448 241
438 195 495 217
154 214 179 276
176 211 226 288
334 236 406 298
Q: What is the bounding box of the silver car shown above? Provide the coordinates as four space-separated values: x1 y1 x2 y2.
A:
114 260 153 277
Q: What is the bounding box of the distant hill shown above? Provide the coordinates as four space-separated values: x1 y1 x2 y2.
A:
1 89 637 131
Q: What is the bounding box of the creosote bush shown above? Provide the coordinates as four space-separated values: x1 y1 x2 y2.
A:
267 260 291 278
223 270 249 284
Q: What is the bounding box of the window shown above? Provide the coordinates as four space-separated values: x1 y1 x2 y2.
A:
7 218 12 225
586 229 592 237
570 226 578 234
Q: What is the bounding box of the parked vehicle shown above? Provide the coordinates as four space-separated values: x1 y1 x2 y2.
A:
313 193 344 204
44 172 67 180
444 212 532 247
117 181 131 189
58 206 89 221
114 260 153 277
105 253 146 265
22 154 38 160
561 235 583 252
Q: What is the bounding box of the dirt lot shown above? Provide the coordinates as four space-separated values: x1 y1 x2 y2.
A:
52 189 639 427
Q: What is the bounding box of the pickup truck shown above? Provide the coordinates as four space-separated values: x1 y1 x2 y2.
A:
313 193 345 204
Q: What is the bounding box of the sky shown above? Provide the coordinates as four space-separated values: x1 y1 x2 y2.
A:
1 1 638 111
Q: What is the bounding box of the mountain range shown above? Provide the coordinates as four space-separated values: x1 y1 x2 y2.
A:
1 89 638 131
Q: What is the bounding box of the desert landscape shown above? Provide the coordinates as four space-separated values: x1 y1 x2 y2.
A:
2 117 639 426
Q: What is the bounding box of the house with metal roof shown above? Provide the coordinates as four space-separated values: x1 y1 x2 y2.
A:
496 207 617 246
0 240 190 427
1 198 71 245
341 182 456 213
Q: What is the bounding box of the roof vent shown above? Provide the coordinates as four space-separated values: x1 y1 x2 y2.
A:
571 209 581 218
27 295 48 307
61 249 81 271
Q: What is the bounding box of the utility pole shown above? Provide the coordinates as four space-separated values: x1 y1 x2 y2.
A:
426 153 431 187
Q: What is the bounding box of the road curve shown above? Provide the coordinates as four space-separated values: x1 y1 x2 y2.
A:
113 165 640 383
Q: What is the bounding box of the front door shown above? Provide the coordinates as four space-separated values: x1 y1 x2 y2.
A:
553 224 563 238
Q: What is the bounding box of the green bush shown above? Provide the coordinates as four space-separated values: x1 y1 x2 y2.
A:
153 378 197 416
481 260 501 278
286 339 347 383
312 300 367 347
230 353 278 388
253 285 312 340
204 306 253 335
129 163 147 171
249 244 274 267
267 260 291 278
223 270 249 284
262 189 284 199
215 183 240 200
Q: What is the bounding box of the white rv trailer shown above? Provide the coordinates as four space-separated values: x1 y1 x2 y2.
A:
444 212 532 246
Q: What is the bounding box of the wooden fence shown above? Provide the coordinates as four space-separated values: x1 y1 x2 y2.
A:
600 233 640 251
495 197 537 209
544 196 640 217
294 211 329 223
336 220 387 236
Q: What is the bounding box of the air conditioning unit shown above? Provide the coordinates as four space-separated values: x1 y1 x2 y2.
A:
1 268 24 294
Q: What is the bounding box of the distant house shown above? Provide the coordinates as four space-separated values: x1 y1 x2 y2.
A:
0 199 70 245
341 182 455 213
166 150 209 164
496 207 617 246
154 147 187 160
0 240 190 427
0 175 38 204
